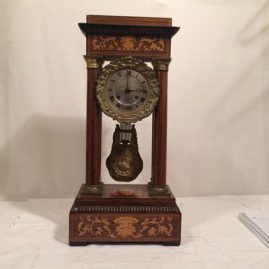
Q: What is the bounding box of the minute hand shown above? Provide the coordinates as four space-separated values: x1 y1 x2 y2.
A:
126 74 129 90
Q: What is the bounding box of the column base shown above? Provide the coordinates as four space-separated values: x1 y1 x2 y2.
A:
147 181 171 196
80 182 104 195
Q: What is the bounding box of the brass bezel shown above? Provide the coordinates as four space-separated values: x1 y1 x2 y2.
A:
96 56 159 123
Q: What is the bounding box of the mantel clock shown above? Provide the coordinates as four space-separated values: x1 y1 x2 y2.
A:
69 15 181 245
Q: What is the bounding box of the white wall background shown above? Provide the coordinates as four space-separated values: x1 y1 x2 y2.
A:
0 0 269 199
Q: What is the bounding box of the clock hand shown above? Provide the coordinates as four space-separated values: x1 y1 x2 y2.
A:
125 88 143 95
125 88 141 94
128 89 143 92
126 73 129 90
124 73 130 94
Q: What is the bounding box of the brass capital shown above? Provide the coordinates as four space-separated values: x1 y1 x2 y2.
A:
153 59 171 71
84 55 103 69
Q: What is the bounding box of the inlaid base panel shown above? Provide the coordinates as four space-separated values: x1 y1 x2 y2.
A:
69 184 181 245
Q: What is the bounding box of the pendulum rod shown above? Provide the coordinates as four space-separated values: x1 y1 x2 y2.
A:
119 123 132 143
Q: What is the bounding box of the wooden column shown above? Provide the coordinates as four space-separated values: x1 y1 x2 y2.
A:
150 60 170 193
84 56 103 192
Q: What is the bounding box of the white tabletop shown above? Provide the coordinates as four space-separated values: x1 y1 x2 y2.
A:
0 195 268 269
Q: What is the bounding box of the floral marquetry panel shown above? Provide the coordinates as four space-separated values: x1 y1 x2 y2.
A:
70 213 181 243
87 35 170 58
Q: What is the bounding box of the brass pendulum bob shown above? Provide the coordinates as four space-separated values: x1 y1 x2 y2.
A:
106 123 143 182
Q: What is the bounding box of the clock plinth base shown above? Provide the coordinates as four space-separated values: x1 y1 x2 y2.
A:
69 184 181 245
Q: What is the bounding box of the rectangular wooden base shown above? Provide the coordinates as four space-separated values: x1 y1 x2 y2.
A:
69 184 181 245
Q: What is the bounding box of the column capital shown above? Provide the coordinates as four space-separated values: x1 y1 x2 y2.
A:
83 55 103 69
153 59 171 71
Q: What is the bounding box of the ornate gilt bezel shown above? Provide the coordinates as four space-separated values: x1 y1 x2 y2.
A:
96 56 159 123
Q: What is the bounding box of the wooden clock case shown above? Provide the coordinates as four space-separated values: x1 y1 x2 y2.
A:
69 15 181 246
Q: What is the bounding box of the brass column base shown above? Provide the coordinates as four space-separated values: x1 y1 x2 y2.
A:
147 181 171 196
81 182 104 195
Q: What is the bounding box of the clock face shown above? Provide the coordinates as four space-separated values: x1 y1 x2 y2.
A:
96 56 159 123
105 69 149 112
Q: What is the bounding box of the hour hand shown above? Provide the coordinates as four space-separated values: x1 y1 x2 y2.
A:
125 88 140 94
130 88 142 92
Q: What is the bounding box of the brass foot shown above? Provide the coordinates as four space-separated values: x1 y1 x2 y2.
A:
147 181 171 196
81 182 104 195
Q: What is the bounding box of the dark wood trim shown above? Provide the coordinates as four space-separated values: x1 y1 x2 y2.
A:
87 15 172 26
79 23 179 38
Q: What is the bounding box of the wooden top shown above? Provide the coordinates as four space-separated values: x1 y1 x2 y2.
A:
79 15 179 60
80 15 179 39
87 15 172 26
